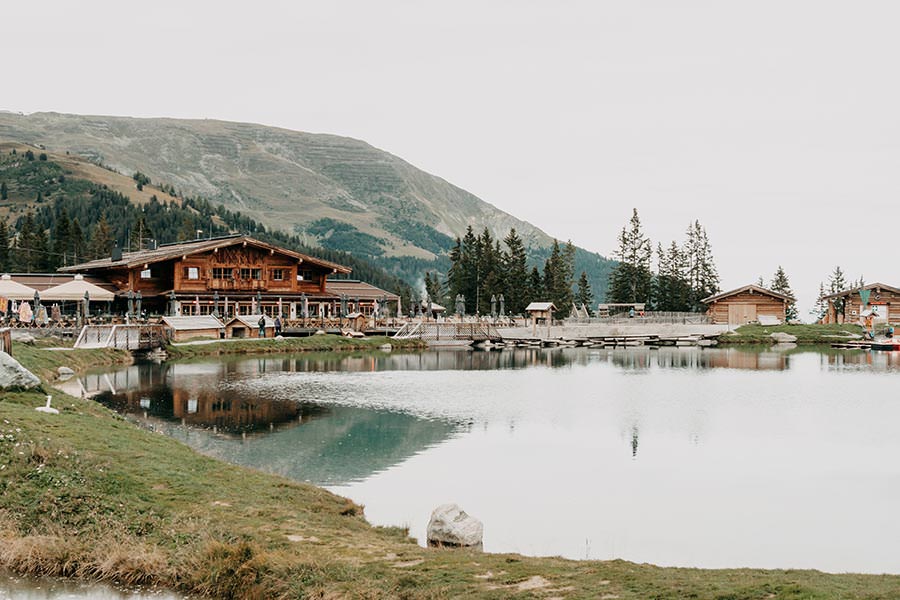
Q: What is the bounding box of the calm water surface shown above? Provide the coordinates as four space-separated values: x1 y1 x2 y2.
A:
76 346 900 574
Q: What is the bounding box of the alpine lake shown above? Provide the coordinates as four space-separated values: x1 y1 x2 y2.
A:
14 343 900 598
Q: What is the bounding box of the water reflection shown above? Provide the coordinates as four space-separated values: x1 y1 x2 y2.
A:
0 570 186 599
822 349 900 372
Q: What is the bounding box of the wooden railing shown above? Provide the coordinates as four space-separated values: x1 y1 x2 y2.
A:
75 324 168 350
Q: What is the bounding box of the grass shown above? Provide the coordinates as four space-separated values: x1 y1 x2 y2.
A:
164 334 425 360
718 323 865 345
2 346 900 598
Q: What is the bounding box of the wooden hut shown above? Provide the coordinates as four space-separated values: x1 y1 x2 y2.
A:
525 301 557 336
225 315 276 339
820 282 900 325
161 315 225 342
702 285 793 325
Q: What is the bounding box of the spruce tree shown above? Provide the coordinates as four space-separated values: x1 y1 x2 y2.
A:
0 181 7 200
502 228 529 315
51 207 72 268
607 209 653 304
828 266 848 322
70 218 85 263
684 220 719 310
576 271 593 314
528 266 543 302
89 216 113 260
769 266 797 322
811 282 827 322
0 218 9 271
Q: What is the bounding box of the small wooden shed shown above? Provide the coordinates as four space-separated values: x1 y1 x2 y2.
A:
225 315 276 339
820 282 900 325
702 285 792 325
525 301 557 336
161 315 225 342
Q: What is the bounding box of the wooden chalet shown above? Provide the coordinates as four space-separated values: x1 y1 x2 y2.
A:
59 235 355 319
820 282 900 325
702 285 793 325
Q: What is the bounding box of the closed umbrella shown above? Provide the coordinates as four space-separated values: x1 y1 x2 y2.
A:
426 295 432 320
127 290 134 318
169 291 177 316
499 294 505 317
277 297 283 318
136 291 142 318
490 294 497 319
194 295 200 315
301 293 308 319
256 290 263 314
33 291 41 320
82 291 90 321
213 291 220 318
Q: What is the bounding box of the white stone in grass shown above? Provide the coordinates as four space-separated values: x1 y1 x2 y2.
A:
0 351 40 390
35 395 59 415
427 504 483 548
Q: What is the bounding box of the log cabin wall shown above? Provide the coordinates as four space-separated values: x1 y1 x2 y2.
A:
830 288 900 324
707 291 786 325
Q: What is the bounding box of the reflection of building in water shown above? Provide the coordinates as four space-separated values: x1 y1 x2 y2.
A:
604 347 788 371
824 350 900 372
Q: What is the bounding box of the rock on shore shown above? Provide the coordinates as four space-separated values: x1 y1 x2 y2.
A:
0 351 41 389
427 504 483 548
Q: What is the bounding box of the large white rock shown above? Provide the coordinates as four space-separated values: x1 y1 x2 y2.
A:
427 503 483 548
13 332 36 345
771 332 797 343
0 351 41 390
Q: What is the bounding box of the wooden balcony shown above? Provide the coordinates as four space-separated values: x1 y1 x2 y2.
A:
206 279 268 292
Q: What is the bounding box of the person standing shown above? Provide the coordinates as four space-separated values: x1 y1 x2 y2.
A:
258 315 267 338
274 315 282 337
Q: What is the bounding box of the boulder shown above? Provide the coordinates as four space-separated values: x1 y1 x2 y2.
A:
0 351 41 390
57 366 75 381
770 332 797 344
427 503 483 548
13 332 36 345
314 330 327 336
379 343 392 352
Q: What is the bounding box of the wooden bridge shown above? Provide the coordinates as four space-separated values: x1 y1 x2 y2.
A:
393 322 503 345
74 324 168 351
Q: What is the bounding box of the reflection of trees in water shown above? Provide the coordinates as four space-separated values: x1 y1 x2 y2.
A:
603 347 788 371
824 350 900 372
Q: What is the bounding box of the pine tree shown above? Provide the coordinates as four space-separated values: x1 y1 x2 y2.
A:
684 220 719 310
0 181 7 200
51 207 72 268
828 266 848 322
502 228 529 315
0 218 9 271
527 266 543 302
757 276 765 287
70 218 85 263
607 209 653 304
576 271 593 314
89 216 113 260
769 266 797 322
810 282 827 322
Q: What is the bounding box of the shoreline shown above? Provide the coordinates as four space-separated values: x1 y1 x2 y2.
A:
2 341 898 598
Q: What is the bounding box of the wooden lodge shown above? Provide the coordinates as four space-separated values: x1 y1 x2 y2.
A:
820 282 900 325
702 285 793 325
57 234 399 320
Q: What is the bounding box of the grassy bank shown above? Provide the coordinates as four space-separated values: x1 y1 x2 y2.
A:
165 334 425 360
3 348 900 598
718 323 864 345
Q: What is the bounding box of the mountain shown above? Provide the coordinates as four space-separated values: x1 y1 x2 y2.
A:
0 111 613 297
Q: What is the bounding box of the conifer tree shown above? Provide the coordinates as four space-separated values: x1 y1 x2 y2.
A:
811 282 827 322
89 216 113 260
576 271 593 314
0 181 7 200
52 207 72 268
769 265 797 322
684 220 719 310
527 266 543 302
502 228 529 315
0 218 9 271
607 209 653 304
828 266 848 322
70 218 85 263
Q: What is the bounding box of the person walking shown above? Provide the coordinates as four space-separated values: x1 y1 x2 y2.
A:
274 315 282 337
258 314 267 338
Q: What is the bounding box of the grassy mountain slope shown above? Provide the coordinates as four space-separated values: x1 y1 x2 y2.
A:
0 111 613 298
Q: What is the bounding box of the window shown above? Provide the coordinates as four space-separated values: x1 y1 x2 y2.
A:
272 269 284 281
239 268 262 280
298 269 319 284
183 267 200 280
212 267 231 280
140 269 152 279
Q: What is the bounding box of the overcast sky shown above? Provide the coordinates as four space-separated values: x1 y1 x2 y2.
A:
5 1 900 316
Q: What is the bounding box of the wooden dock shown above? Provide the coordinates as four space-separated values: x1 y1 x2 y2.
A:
502 333 720 348
74 324 168 351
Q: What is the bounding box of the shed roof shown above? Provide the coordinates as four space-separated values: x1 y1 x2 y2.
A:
161 315 225 331
525 302 557 312
820 282 900 301
702 284 794 304
59 235 351 274
325 279 399 300
226 315 276 328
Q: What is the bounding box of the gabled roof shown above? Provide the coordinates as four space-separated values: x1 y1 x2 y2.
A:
820 282 900 301
59 235 351 274
161 315 225 331
325 279 400 300
226 315 276 328
525 302 557 312
702 284 794 304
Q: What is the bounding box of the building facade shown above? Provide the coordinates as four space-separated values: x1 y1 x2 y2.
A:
702 285 792 325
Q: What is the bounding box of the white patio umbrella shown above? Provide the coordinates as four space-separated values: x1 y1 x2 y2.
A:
0 274 39 301
41 274 115 302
